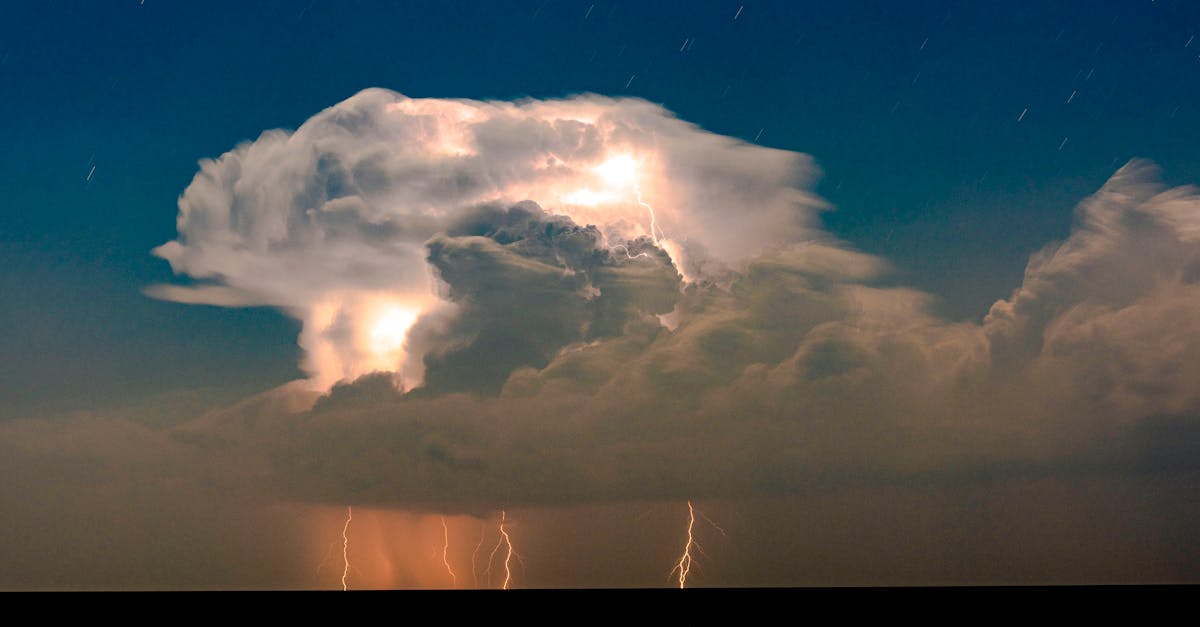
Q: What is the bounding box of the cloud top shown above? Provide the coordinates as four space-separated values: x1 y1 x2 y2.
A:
151 89 826 390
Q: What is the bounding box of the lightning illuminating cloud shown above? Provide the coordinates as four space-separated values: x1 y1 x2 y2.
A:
149 88 825 392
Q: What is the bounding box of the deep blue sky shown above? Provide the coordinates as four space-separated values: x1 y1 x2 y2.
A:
2 0 1199 417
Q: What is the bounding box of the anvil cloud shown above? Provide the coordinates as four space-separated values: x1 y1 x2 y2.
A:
148 89 825 391
10 91 1200 515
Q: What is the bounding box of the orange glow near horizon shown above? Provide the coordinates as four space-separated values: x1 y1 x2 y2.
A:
312 507 501 590
307 502 728 589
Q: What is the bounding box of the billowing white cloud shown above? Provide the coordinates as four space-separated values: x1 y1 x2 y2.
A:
150 88 825 390
985 160 1200 422
98 95 1200 510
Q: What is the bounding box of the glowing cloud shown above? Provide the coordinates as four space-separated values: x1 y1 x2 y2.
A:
133 92 1200 521
149 88 825 390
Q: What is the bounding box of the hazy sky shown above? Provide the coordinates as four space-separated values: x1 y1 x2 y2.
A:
2 1 1200 589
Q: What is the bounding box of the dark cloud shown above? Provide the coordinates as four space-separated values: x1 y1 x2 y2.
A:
415 201 680 395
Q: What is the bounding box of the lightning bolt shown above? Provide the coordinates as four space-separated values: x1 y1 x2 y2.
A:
633 177 666 246
314 537 340 583
341 505 352 591
594 154 669 258
471 521 486 588
484 510 518 589
499 512 515 590
698 510 728 537
441 516 457 587
669 501 696 588
610 243 651 260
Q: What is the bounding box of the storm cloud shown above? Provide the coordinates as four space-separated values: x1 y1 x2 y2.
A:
146 88 824 390
5 92 1200 549
136 98 1200 512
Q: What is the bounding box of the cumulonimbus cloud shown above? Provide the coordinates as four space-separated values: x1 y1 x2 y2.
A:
148 88 827 391
162 149 1200 512
19 90 1193 513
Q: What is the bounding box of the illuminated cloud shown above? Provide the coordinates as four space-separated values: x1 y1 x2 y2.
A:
149 88 825 391
985 160 1200 421
157 159 1200 511
20 97 1200 514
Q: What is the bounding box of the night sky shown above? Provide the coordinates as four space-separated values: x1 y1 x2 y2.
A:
3 1 1200 589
